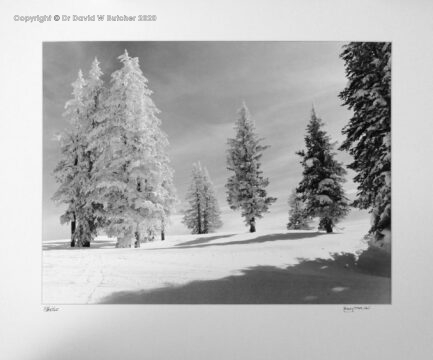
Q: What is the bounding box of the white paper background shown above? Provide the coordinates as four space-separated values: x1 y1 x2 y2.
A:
1 0 433 359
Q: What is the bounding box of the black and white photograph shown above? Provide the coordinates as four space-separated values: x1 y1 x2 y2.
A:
43 41 391 304
2 1 433 359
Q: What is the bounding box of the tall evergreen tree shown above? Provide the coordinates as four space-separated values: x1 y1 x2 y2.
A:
89 50 176 247
183 163 222 234
75 58 106 247
296 108 349 233
339 42 391 241
226 103 276 232
287 189 311 230
53 61 105 247
53 70 85 247
52 132 80 247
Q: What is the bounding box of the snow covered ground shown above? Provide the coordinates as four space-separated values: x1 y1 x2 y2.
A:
42 218 390 304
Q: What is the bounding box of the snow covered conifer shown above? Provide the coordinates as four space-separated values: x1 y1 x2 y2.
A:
183 163 205 234
53 60 106 247
75 58 106 246
53 70 86 246
183 163 222 234
287 189 311 230
202 167 223 233
339 42 391 243
52 132 81 247
89 50 175 247
296 108 349 233
226 103 276 232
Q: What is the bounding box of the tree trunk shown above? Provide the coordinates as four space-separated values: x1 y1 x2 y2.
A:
203 201 208 234
70 214 76 247
71 222 76 247
197 197 202 235
325 223 333 233
249 218 256 233
134 231 141 248
75 224 91 247
161 229 165 241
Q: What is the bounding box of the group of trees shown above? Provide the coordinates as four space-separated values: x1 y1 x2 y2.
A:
183 103 276 234
54 42 391 245
287 42 391 243
183 101 351 236
53 51 176 248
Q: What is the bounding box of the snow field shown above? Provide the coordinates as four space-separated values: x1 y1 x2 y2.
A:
43 219 370 304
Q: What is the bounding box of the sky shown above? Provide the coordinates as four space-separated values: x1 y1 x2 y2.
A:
43 41 368 240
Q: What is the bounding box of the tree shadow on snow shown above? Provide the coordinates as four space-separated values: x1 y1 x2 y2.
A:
175 234 236 247
42 239 115 251
149 231 325 251
99 252 391 304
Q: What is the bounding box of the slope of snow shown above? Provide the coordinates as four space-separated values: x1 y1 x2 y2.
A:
43 219 372 304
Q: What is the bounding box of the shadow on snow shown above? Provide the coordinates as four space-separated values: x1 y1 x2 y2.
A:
175 234 236 247
150 231 325 251
99 251 391 304
42 239 115 251
43 231 327 251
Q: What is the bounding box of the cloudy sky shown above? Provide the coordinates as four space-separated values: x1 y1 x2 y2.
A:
43 41 367 240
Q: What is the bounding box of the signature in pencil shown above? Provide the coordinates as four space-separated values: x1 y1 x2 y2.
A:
43 306 59 312
343 306 371 313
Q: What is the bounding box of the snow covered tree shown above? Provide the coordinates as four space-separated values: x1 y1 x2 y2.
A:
88 50 176 248
339 42 391 242
74 59 106 247
296 108 349 233
226 103 276 232
287 189 311 230
53 61 105 247
183 163 222 234
52 132 80 247
52 71 85 247
183 163 204 234
202 167 223 233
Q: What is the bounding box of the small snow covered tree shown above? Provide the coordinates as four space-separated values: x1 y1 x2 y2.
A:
202 167 223 233
287 189 311 230
89 50 175 248
183 163 222 234
296 108 349 233
339 42 391 242
226 103 276 232
53 61 105 247
183 163 205 234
